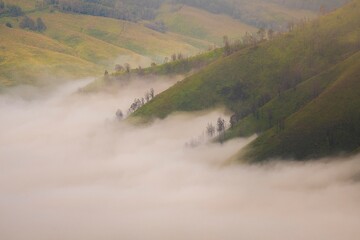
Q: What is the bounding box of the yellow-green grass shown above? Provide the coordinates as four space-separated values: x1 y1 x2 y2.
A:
28 11 209 63
0 9 213 87
0 25 101 88
157 4 257 45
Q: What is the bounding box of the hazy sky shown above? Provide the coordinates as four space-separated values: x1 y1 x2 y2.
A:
0 79 359 240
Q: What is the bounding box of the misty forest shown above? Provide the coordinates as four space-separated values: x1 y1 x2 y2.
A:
0 0 360 239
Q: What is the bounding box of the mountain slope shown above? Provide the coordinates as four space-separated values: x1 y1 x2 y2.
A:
0 9 211 88
156 4 257 44
242 50 360 160
0 24 102 87
133 0 360 161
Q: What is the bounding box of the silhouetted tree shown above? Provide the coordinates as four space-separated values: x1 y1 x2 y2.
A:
145 92 150 102
217 117 225 134
177 52 184 60
217 117 226 143
124 63 131 73
116 109 123 120
171 53 177 62
223 35 231 56
115 64 124 72
206 123 215 137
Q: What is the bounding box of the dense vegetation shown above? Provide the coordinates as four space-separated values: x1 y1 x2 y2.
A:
133 0 360 161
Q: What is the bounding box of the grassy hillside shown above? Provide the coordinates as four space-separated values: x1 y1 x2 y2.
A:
0 24 101 87
133 0 360 160
0 7 213 87
157 4 257 44
243 51 360 160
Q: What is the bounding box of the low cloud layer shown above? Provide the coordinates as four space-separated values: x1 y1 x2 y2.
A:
0 80 359 240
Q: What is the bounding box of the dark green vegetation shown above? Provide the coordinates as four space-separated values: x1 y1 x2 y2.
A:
134 0 360 161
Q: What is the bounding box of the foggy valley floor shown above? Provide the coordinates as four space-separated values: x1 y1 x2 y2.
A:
0 79 360 240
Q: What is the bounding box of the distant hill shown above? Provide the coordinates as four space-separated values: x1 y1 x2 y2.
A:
0 0 350 88
133 0 360 161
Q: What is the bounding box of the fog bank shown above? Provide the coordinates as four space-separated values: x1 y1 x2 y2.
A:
0 80 359 240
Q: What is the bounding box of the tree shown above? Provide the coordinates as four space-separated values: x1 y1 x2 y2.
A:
7 4 24 17
124 63 131 73
257 28 266 41
223 35 231 56
171 53 177 62
150 88 155 99
216 117 225 134
115 64 124 72
19 16 36 31
206 123 215 137
177 52 184 60
115 109 123 120
0 0 4 10
104 70 110 81
145 92 150 102
36 17 47 32
217 117 226 143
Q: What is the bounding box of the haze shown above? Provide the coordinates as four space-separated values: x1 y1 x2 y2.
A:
0 79 359 240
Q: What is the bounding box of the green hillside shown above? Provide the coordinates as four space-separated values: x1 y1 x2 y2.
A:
0 24 102 87
242 51 360 160
133 0 360 161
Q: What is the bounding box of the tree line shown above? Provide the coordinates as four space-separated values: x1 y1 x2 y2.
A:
0 1 24 17
19 16 47 32
185 116 227 148
115 88 155 120
40 0 163 22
